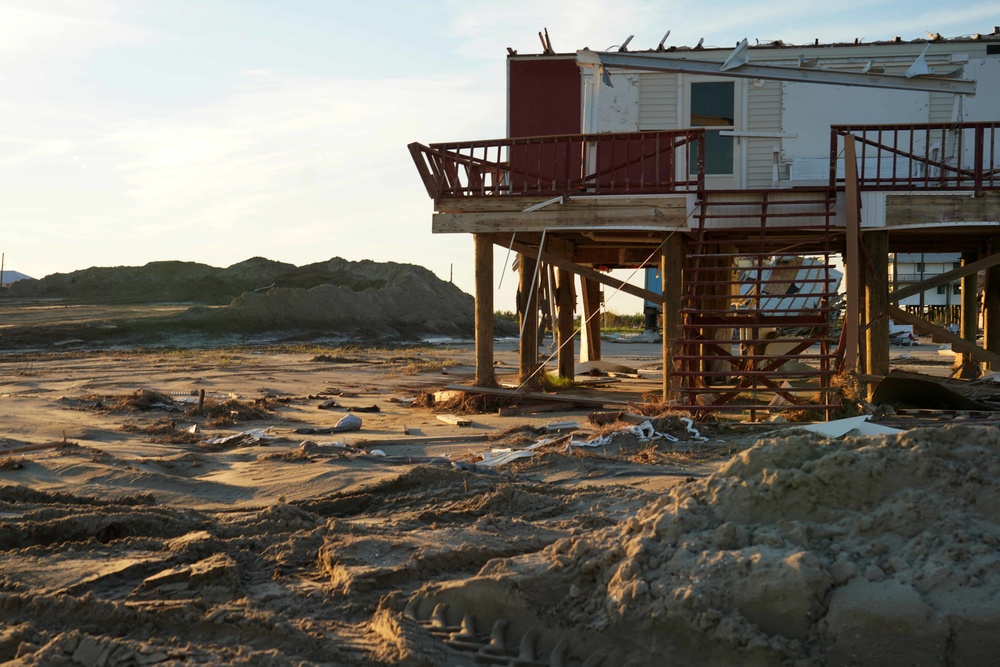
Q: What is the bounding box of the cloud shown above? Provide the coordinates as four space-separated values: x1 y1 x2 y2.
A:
0 0 142 67
105 72 497 221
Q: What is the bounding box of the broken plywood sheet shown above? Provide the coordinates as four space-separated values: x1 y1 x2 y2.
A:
436 414 472 427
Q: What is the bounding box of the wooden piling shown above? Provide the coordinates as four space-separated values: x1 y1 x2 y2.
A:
474 233 495 387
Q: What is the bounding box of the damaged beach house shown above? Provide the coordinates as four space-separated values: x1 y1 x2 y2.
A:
409 29 1000 419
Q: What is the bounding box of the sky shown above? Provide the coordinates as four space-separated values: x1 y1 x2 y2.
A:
2 0 997 313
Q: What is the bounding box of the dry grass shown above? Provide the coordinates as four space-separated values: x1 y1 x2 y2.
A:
85 389 276 427
200 398 274 427
0 456 24 470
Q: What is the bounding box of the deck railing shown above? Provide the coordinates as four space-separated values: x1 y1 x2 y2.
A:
408 129 704 200
831 122 1000 192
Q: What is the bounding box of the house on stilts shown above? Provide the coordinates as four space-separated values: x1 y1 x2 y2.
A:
409 29 1000 419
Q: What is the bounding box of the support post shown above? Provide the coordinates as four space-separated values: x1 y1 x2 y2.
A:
985 239 1000 370
662 234 683 402
518 253 540 386
555 264 576 379
579 277 602 363
863 230 889 394
842 135 861 374
959 250 981 378
474 233 495 387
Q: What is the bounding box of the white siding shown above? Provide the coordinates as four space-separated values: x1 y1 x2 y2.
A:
928 92 955 123
638 73 678 130
746 80 782 188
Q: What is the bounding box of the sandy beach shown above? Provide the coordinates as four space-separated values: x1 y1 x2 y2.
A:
1 333 998 665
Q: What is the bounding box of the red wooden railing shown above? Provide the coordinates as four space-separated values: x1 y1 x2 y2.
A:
831 122 1000 193
408 129 704 199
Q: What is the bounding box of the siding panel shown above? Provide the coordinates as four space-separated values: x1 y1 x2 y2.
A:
746 80 782 187
639 74 678 130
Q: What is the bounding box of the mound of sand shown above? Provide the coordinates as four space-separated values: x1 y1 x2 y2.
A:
2 257 449 307
183 261 478 338
404 425 1000 665
0 257 499 345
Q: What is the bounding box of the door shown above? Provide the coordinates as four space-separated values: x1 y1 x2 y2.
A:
682 77 742 189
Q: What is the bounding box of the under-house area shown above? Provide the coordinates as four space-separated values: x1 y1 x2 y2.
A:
410 31 1000 419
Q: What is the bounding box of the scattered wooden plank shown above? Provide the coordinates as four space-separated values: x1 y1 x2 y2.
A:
444 383 622 408
545 421 580 432
1 442 63 456
353 434 490 446
573 377 623 386
437 413 472 427
498 402 572 416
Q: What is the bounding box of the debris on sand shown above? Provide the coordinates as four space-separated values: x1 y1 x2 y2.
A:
200 428 276 450
120 419 201 445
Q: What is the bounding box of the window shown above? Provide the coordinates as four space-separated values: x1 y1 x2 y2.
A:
689 81 735 175
953 262 962 271
915 263 924 273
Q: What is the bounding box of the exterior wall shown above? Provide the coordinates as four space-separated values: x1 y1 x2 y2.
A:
614 42 1000 187
745 79 782 188
637 73 678 130
928 91 956 123
507 57 582 138
780 84 928 161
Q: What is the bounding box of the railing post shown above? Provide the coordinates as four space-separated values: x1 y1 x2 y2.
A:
829 128 840 190
974 124 985 193
407 143 441 199
696 129 705 192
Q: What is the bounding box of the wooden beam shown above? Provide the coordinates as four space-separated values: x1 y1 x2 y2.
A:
432 206 688 233
843 135 861 373
884 192 1000 227
444 383 625 408
508 239 663 304
474 233 495 387
436 195 689 214
888 305 1000 367
889 251 1000 303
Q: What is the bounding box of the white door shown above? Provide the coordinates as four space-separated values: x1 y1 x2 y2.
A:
682 76 743 190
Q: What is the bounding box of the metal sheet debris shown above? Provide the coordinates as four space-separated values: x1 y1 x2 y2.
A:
795 416 903 438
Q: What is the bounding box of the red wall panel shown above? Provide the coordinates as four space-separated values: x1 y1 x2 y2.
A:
508 57 581 138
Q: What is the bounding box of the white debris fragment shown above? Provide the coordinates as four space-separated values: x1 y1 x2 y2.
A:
203 427 275 447
680 417 709 441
